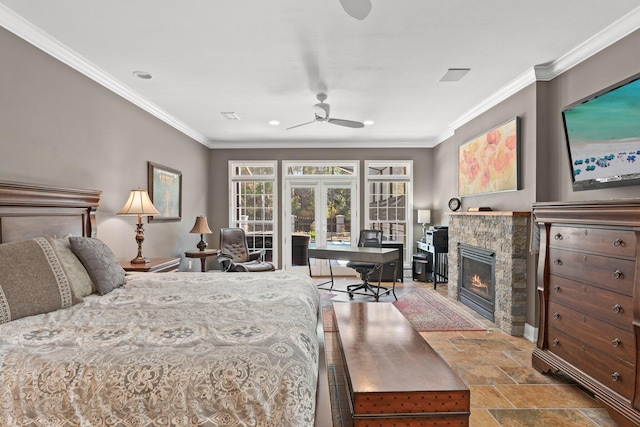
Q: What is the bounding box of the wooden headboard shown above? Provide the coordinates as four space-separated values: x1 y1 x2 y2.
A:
0 181 101 244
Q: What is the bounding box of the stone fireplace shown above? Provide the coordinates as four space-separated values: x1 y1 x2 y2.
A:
447 211 530 336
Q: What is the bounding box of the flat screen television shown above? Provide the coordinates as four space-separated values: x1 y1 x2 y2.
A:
562 73 640 191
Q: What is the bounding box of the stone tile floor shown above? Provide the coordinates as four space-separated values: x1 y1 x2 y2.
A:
317 272 619 427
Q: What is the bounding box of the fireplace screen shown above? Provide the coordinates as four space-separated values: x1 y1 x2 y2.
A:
459 244 495 321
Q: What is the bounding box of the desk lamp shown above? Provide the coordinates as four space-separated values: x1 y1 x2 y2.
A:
417 209 431 242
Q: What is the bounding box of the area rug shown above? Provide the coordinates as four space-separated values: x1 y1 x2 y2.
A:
321 288 486 332
392 288 487 332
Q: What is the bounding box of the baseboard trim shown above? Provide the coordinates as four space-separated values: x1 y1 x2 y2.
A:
523 323 538 343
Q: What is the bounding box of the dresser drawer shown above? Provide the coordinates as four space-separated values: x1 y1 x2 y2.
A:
547 327 634 399
547 300 635 365
549 225 636 258
548 276 633 331
548 248 634 296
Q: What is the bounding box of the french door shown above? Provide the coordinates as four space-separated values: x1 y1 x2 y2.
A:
282 162 358 276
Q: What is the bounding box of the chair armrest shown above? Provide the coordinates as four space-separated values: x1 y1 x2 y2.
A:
248 249 265 262
217 250 236 272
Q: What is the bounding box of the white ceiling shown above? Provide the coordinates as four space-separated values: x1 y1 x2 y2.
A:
2 1 640 149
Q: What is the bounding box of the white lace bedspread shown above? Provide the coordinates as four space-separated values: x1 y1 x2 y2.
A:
0 271 320 426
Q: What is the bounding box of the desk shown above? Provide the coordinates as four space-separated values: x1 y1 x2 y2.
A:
184 249 218 272
308 246 399 301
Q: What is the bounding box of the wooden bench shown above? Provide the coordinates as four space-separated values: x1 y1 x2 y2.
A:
332 302 470 426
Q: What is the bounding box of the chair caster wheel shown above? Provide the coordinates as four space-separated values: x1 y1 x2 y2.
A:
348 293 354 299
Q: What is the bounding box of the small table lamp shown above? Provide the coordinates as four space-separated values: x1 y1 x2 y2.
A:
190 216 213 251
417 209 431 242
118 188 160 264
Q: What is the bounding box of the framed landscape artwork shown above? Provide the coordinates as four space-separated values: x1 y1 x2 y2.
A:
148 162 182 222
458 117 519 197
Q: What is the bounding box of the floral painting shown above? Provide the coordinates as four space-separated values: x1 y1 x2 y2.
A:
458 117 519 196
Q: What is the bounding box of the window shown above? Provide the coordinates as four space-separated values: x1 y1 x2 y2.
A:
229 161 278 263
365 161 413 266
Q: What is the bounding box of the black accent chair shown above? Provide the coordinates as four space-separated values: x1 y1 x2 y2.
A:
347 229 387 298
217 228 276 272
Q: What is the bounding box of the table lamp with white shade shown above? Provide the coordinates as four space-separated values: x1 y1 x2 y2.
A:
417 209 431 242
117 188 160 264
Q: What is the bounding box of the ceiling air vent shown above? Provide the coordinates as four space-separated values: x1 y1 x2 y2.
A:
440 68 470 82
221 112 240 120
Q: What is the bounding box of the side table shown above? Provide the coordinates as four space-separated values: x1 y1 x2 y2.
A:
120 257 180 273
185 249 218 272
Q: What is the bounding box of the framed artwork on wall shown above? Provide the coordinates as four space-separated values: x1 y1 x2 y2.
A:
458 117 519 197
147 161 182 222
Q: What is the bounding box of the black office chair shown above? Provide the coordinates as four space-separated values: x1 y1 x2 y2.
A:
346 229 387 298
217 228 276 272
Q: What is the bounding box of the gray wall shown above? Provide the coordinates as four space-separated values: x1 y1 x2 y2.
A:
432 28 640 328
208 147 434 265
0 28 210 269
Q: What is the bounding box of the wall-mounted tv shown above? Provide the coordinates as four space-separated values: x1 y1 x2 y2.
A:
562 73 640 191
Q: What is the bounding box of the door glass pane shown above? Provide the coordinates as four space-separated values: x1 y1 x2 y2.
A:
291 187 315 266
326 186 351 246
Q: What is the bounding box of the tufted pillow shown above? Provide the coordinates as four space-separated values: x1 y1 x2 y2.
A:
69 237 126 295
0 236 82 324
53 235 96 297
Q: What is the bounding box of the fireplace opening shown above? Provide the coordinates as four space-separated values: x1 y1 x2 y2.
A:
459 244 495 322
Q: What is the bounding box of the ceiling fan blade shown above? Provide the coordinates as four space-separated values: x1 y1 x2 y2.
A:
339 0 372 20
286 119 316 130
327 118 365 128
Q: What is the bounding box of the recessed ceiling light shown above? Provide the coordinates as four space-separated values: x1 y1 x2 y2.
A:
440 68 471 82
363 120 375 126
133 70 152 79
221 112 240 120
268 120 280 126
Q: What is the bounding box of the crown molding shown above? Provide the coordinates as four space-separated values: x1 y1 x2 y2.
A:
0 4 208 146
535 5 640 81
448 5 640 133
206 138 436 150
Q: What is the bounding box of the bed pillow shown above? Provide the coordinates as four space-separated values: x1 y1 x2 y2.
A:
69 237 126 295
53 235 96 297
0 236 82 324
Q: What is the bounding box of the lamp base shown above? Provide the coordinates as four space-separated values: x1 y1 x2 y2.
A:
130 255 150 264
197 234 208 251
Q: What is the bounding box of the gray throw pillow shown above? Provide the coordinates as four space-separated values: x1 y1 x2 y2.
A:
69 237 126 295
0 236 82 324
53 236 96 297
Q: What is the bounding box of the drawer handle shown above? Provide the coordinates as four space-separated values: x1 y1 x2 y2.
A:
611 372 621 382
553 286 561 293
554 233 563 240
612 338 621 348
613 238 623 247
552 339 559 347
553 312 560 320
553 259 562 265
612 304 622 313
612 270 623 279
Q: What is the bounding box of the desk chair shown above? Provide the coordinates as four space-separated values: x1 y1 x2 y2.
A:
217 228 276 272
346 229 387 298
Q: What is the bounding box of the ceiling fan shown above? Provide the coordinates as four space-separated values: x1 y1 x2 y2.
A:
339 0 372 20
286 93 365 130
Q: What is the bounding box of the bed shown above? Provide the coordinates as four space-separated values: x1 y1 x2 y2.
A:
0 180 330 426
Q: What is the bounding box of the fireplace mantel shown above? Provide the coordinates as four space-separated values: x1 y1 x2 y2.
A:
447 211 530 217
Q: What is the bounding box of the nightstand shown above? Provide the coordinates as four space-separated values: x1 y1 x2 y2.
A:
185 249 218 272
120 257 180 273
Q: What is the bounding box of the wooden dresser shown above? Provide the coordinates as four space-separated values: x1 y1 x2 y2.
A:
532 200 640 426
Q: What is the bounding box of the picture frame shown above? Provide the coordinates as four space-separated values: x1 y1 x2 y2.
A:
147 162 182 222
458 117 519 197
